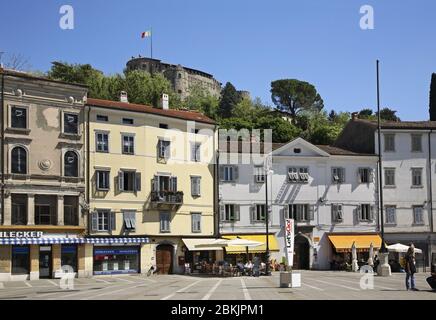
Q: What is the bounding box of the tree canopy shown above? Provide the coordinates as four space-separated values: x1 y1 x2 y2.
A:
270 79 324 118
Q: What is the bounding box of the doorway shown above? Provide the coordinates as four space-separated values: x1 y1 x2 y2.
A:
39 246 52 278
156 244 173 274
293 235 310 270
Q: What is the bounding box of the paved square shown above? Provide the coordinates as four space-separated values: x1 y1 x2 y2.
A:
0 271 435 300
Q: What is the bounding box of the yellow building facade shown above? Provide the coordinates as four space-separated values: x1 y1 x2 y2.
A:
86 98 217 275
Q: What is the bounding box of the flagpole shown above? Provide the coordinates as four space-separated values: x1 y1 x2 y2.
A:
151 27 153 59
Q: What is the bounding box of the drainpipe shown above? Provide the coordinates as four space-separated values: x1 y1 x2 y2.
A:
1 71 4 225
86 104 91 235
428 130 434 266
214 126 220 238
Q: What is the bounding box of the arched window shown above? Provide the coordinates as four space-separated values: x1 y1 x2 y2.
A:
11 146 27 174
64 151 78 177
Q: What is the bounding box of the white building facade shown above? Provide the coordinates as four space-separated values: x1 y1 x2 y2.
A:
219 138 380 270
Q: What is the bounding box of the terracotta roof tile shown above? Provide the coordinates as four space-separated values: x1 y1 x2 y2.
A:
86 98 215 125
316 145 375 156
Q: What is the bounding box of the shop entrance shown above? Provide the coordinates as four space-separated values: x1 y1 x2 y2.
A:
39 246 52 278
156 244 173 274
293 235 310 270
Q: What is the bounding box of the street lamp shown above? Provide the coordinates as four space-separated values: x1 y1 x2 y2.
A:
264 155 273 276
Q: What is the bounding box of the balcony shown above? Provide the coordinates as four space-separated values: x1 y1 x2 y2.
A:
151 191 184 206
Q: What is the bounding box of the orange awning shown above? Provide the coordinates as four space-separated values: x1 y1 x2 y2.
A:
328 234 382 253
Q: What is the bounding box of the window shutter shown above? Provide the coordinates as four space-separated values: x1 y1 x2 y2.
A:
370 205 376 221
250 205 255 223
165 141 171 159
191 143 196 162
235 205 240 221
118 171 124 191
110 211 116 231
338 205 343 221
356 205 362 222
308 205 315 221
283 205 289 219
135 172 141 192
157 140 162 158
196 177 201 196
341 168 345 183
370 169 375 182
171 176 178 192
357 169 362 183
331 205 336 222
153 175 159 192
220 205 225 221
91 211 98 232
233 166 239 181
219 166 225 181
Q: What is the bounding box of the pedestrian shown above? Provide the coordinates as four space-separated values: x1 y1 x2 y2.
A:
426 263 436 291
373 254 379 272
253 255 260 277
404 244 418 291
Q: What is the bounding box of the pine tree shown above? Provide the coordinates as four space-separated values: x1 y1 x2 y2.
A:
217 82 241 119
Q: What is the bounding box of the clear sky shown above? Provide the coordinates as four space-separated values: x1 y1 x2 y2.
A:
1 0 436 120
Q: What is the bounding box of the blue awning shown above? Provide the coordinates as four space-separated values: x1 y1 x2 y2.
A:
0 237 149 245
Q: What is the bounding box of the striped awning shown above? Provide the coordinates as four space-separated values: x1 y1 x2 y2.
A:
85 237 149 244
0 237 150 245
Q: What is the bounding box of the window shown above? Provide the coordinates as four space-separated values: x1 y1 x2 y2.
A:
221 204 239 222
191 213 201 233
91 210 115 232
191 176 201 197
158 140 171 159
252 204 266 222
61 245 77 273
153 175 177 192
96 170 110 190
96 132 109 153
96 210 110 231
123 211 136 231
384 134 395 152
191 143 201 162
118 170 141 192
358 168 371 183
221 165 238 182
64 113 79 134
413 206 424 225
64 196 78 226
122 135 134 154
11 246 30 275
159 123 168 129
287 204 313 222
11 146 27 174
122 118 134 125
332 167 345 183
412 168 423 187
411 134 422 152
11 106 27 129
288 167 309 183
358 204 373 221
160 212 171 232
254 166 265 183
96 114 108 122
12 194 27 225
384 168 395 186
331 204 343 223
35 205 54 225
385 206 397 224
64 151 79 177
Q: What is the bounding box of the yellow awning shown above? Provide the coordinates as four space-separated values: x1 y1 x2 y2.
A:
328 234 382 253
223 235 279 254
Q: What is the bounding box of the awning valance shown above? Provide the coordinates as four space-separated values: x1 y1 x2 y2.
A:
223 235 279 254
182 238 224 251
328 234 382 253
0 237 149 245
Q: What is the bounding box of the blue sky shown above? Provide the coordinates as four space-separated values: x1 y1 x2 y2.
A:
1 0 436 120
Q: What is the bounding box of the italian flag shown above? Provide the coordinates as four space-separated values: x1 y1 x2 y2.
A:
141 31 151 38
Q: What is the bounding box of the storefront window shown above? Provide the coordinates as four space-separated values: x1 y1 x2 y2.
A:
12 246 30 275
93 247 139 275
61 245 78 272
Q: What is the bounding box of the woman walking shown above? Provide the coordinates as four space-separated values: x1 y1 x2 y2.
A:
404 244 418 291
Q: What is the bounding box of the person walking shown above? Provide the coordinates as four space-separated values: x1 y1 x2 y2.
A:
253 255 260 277
404 244 418 291
426 263 436 291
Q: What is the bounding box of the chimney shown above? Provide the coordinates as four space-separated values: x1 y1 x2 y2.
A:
160 93 169 110
120 91 128 103
351 112 359 121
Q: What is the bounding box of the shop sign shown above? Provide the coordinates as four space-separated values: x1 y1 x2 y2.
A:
94 248 138 255
0 231 44 238
284 219 295 267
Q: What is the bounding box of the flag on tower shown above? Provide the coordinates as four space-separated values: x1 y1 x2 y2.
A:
141 30 152 38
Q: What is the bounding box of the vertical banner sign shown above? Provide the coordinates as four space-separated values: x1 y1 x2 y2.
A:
285 219 295 267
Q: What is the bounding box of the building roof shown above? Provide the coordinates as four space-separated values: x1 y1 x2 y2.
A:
316 145 375 156
352 118 436 130
86 98 215 125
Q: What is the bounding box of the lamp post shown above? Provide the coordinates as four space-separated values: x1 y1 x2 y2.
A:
264 155 272 276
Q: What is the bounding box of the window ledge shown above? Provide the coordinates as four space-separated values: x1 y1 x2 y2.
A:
60 133 81 140
6 127 31 135
159 231 171 234
411 186 424 189
384 186 396 189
